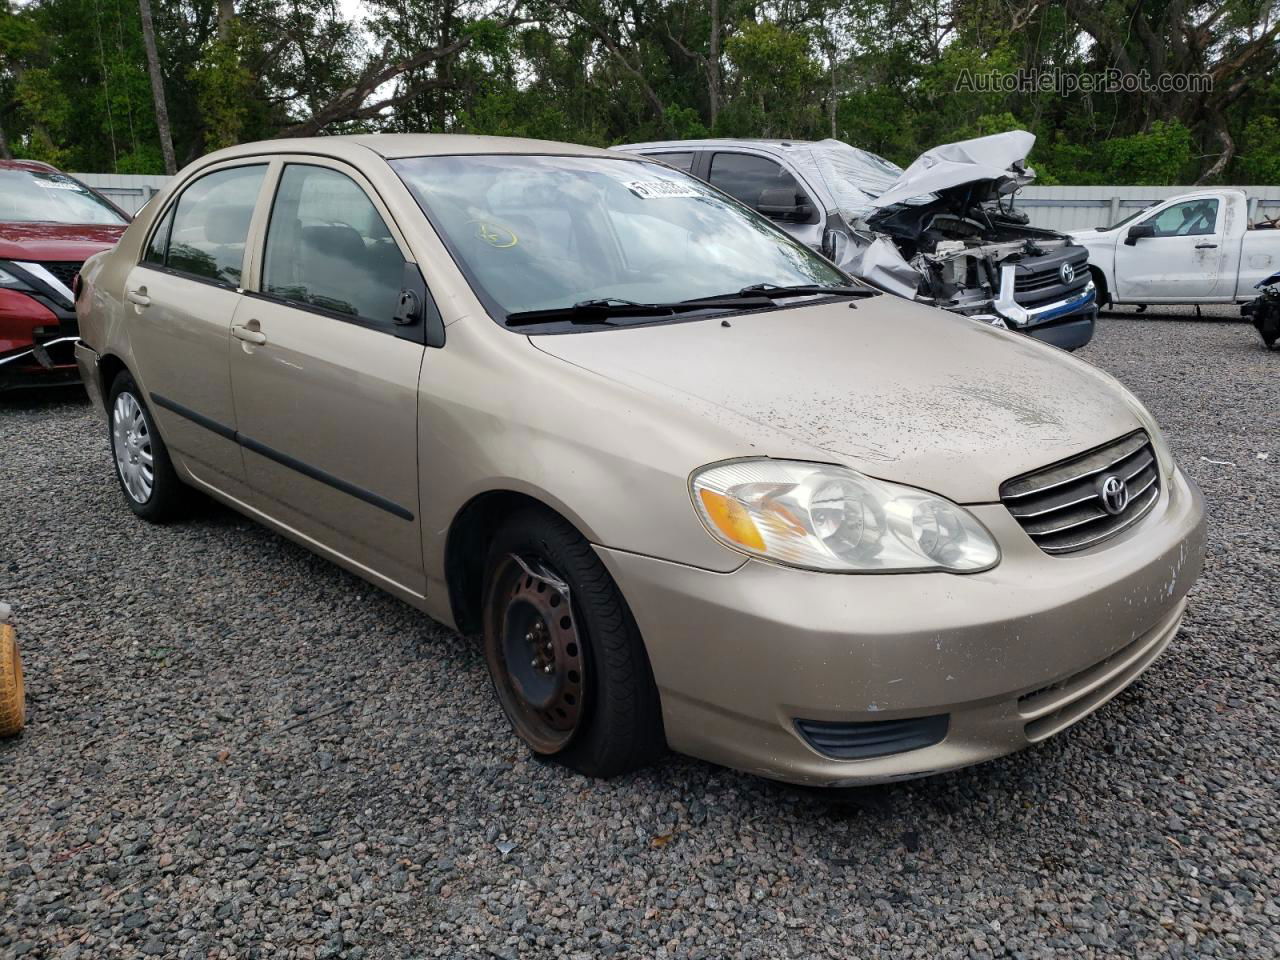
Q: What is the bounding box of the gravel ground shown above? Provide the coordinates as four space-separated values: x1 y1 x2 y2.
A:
2 313 1277 960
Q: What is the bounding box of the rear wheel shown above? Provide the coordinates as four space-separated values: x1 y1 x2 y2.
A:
481 508 665 777
0 624 24 738
107 372 187 522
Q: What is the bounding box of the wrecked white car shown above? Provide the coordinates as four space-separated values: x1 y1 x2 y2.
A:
615 131 1097 350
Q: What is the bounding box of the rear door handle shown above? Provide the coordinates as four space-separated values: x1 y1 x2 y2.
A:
1195 242 1218 249
231 324 267 345
126 289 150 307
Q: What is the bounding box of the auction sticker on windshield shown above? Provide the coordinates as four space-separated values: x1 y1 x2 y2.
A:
626 181 703 199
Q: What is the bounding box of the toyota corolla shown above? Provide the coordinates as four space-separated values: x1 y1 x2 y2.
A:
74 135 1205 785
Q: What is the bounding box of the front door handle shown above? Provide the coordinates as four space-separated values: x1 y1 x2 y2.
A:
126 289 151 307
231 324 267 346
1195 242 1218 249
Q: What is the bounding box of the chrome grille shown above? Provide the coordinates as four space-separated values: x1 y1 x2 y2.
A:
1000 431 1160 554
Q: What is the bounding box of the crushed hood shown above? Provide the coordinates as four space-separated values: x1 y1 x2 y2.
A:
870 130 1036 211
530 295 1148 503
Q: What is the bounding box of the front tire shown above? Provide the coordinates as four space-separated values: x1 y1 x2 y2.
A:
107 372 187 522
481 508 665 778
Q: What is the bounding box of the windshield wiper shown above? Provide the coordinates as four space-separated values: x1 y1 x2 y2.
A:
732 283 882 299
506 295 775 327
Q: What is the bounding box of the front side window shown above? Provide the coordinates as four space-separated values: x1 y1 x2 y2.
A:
0 169 128 225
1144 199 1219 237
391 154 846 328
163 165 267 285
708 153 812 221
262 164 405 323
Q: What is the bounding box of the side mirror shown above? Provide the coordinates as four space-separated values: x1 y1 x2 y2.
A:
757 187 814 223
1124 223 1156 246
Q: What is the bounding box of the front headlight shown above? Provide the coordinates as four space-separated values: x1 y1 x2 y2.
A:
691 459 999 573
0 263 34 290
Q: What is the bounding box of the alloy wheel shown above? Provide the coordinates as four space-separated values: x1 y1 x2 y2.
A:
112 391 154 504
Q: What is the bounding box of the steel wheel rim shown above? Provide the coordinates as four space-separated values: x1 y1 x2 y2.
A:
487 555 585 753
112 391 154 504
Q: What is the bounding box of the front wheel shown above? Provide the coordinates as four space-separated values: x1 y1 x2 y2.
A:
481 508 665 778
107 372 187 522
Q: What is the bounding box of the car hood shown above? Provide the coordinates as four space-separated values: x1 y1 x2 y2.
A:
0 222 125 262
869 130 1036 211
530 296 1149 503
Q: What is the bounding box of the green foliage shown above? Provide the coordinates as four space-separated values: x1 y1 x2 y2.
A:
194 30 253 152
1098 121 1195 186
0 0 1275 186
1237 118 1280 184
718 21 824 138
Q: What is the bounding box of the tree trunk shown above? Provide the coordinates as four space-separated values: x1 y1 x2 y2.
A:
0 115 10 160
707 0 720 128
138 0 177 174
1195 122 1234 185
217 0 236 42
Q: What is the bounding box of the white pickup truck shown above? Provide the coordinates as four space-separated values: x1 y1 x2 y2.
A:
1071 189 1280 306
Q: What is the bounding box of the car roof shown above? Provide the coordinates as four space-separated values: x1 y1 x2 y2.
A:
0 158 61 173
200 133 630 165
612 139 815 153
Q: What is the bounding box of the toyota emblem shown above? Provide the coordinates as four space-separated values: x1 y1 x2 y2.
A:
1099 474 1129 515
1059 262 1076 284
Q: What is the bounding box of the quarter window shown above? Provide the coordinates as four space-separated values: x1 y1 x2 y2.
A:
1144 199 1219 237
708 153 811 221
262 164 405 324
143 205 174 265
162 165 266 285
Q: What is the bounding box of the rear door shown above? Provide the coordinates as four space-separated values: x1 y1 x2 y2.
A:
228 158 427 597
126 162 269 490
1115 196 1228 301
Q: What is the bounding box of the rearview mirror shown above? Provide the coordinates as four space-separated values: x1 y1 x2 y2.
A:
1124 223 1156 246
757 187 814 223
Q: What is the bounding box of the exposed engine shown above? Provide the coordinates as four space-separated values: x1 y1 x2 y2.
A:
862 184 1090 319
1241 271 1280 349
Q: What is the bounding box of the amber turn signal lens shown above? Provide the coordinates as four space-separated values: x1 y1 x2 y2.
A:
698 489 765 551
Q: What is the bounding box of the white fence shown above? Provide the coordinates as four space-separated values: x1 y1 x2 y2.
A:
74 173 171 215
1015 185 1280 232
76 172 1280 232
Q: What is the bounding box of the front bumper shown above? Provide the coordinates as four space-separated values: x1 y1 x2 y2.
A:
0 283 82 390
597 466 1205 785
998 280 1097 351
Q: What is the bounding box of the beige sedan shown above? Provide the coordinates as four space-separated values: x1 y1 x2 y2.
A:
75 135 1206 785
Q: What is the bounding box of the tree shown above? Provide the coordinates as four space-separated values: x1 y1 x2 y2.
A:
138 0 176 173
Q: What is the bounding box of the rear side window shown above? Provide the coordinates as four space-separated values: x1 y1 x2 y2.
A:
161 165 267 285
651 152 694 173
708 153 809 218
262 164 405 324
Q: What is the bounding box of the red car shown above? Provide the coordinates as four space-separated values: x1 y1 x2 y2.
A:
1 159 129 389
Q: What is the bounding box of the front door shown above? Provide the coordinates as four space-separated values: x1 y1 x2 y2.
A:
1115 196 1228 300
127 163 268 489
228 160 426 597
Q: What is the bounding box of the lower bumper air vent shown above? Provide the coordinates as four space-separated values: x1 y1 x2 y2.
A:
795 714 949 760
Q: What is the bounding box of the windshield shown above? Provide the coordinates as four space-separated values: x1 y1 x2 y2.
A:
0 170 127 225
792 139 934 222
391 154 848 326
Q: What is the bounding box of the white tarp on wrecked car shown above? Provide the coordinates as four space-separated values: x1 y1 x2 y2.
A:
869 130 1037 210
